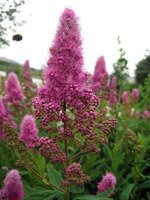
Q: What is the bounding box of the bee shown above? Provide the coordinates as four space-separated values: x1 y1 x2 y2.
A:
12 34 23 41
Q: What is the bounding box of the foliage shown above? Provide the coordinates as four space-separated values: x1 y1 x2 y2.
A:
112 36 129 91
135 54 150 85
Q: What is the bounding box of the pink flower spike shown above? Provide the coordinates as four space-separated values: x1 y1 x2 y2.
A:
20 115 39 148
6 72 24 106
97 172 117 193
91 56 108 92
132 88 139 102
122 91 129 104
22 60 32 86
3 169 24 200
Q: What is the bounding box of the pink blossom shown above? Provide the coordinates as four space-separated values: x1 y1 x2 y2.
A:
20 115 38 148
0 96 5 118
6 72 24 106
109 76 117 106
3 169 24 200
143 110 150 119
97 172 117 193
43 8 87 105
132 88 139 102
0 96 6 139
22 60 32 87
38 137 67 163
91 56 108 92
122 91 129 104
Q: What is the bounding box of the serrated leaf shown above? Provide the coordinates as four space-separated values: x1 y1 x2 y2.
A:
24 189 63 200
120 184 134 200
96 188 114 198
139 180 150 189
47 164 63 189
74 195 112 200
70 185 84 193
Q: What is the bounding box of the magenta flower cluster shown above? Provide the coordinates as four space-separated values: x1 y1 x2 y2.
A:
0 96 16 139
122 91 129 104
109 76 117 106
132 88 139 102
38 137 67 163
20 115 39 148
97 172 117 193
2 169 24 200
91 56 108 93
6 72 24 106
31 8 116 188
22 60 32 85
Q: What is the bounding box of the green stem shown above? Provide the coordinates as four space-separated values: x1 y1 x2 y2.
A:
63 100 70 200
69 147 87 162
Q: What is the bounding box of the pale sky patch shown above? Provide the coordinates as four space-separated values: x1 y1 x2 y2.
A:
1 0 150 76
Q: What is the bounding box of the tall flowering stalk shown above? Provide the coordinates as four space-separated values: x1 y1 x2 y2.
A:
91 56 108 94
109 76 117 106
132 88 139 102
32 8 116 199
2 169 24 200
6 72 24 106
0 95 6 139
20 115 39 148
22 60 32 87
21 60 37 114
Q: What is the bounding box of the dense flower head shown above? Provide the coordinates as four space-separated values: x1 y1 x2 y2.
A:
6 72 24 106
38 137 67 163
0 95 5 118
143 110 150 119
91 56 108 93
62 162 90 186
22 60 32 86
132 88 139 102
20 115 38 148
0 96 6 139
3 169 24 200
97 172 117 193
43 8 87 104
122 91 129 104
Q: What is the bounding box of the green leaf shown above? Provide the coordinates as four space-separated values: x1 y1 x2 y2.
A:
120 184 134 200
74 195 112 200
47 164 63 189
70 185 84 194
96 188 114 198
139 180 150 189
24 189 63 200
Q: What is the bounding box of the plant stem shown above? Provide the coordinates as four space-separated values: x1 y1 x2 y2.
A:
63 100 70 200
69 147 87 162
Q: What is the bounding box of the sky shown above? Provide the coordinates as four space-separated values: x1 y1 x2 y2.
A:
1 0 150 76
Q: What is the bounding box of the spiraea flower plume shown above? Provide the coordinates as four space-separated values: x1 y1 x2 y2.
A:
109 76 118 106
6 72 24 106
132 88 139 102
20 115 39 148
97 172 117 193
91 56 108 93
3 169 24 200
32 7 116 187
22 60 32 87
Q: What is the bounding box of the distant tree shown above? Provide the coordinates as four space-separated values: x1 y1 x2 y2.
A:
0 0 25 48
135 51 150 85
